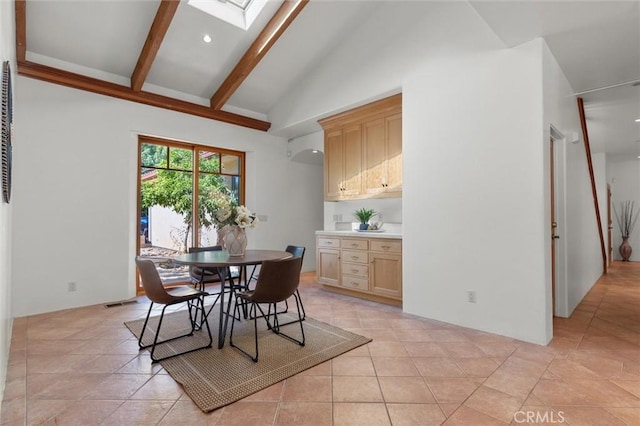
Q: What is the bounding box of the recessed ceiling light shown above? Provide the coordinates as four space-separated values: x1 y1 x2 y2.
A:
203 34 212 43
312 150 319 153
635 118 640 122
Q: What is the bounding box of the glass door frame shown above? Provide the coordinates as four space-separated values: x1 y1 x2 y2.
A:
136 135 246 294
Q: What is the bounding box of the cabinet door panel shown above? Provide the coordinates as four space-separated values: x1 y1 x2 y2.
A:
363 118 386 195
317 248 340 286
325 130 344 200
342 125 363 196
370 253 402 299
386 113 403 191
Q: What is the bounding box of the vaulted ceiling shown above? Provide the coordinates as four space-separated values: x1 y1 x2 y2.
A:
14 0 640 160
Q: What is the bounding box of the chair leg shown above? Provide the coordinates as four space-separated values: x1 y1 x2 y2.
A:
297 289 306 320
138 302 155 350
142 298 213 363
269 294 305 347
230 299 259 362
274 290 307 327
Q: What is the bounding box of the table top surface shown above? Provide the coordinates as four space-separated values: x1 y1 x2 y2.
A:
172 249 292 267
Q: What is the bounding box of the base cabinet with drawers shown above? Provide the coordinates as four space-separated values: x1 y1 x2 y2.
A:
316 235 402 305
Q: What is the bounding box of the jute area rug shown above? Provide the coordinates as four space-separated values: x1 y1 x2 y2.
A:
124 306 371 413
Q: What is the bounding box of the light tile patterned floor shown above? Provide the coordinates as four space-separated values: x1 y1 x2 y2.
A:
1 262 639 425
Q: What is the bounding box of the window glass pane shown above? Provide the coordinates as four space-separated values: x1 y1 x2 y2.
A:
198 172 227 244
221 175 241 202
221 154 240 175
140 169 193 252
199 150 220 173
169 147 193 171
141 143 167 167
141 167 156 182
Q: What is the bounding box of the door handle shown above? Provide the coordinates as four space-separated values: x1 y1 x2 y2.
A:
553 235 560 240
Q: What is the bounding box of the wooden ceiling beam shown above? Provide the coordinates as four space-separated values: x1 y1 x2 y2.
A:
577 97 607 273
18 61 271 131
210 0 309 110
15 0 27 62
131 0 180 92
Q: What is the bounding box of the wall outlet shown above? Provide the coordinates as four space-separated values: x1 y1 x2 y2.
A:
68 282 77 292
467 290 476 303
332 214 343 222
257 215 268 222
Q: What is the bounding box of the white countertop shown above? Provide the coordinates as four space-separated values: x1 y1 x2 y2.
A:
316 230 402 239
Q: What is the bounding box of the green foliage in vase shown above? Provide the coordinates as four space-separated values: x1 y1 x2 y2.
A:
354 208 376 224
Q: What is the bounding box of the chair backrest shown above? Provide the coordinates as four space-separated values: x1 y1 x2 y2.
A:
285 245 305 259
135 257 174 305
188 245 222 254
250 256 303 304
187 245 222 281
285 245 305 269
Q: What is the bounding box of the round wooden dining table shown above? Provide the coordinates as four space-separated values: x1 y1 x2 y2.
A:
172 249 292 348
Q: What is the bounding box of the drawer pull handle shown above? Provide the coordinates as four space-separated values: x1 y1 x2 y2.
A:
351 256 358 260
381 245 390 249
352 269 358 273
326 241 333 245
351 244 358 247
351 282 359 286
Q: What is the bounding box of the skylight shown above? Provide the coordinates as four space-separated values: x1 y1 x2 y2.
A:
188 0 269 31
227 0 253 11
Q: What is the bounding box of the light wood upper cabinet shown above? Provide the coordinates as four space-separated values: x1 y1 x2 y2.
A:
362 113 402 197
324 126 362 201
319 94 402 201
385 113 403 192
363 118 386 195
325 130 345 200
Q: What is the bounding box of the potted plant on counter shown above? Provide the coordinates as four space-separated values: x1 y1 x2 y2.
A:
354 208 376 230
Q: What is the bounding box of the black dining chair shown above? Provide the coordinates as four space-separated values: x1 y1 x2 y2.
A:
229 256 305 362
279 245 306 322
188 245 245 321
135 257 212 363
243 245 306 325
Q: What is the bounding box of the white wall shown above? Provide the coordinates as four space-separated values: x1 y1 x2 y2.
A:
269 1 503 135
541 42 603 318
323 198 402 233
403 42 551 345
12 77 321 316
608 159 640 261
269 0 607 344
0 0 15 402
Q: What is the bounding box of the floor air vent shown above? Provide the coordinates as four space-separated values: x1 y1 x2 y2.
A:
104 300 138 308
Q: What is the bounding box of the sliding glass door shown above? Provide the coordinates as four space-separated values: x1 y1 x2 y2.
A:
137 136 244 291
